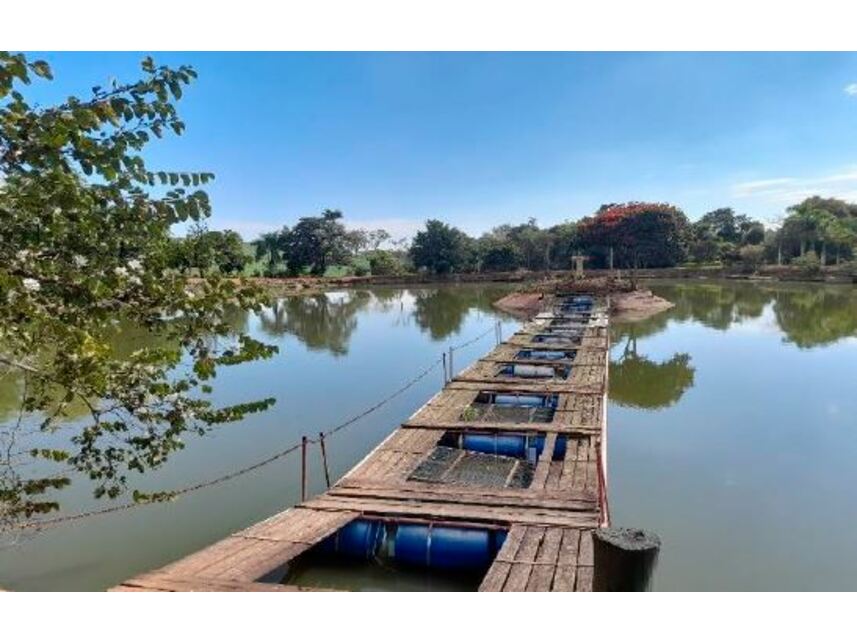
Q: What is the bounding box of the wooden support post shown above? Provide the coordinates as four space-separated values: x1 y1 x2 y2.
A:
300 435 308 501
593 527 661 592
442 352 448 385
448 346 454 379
318 432 331 488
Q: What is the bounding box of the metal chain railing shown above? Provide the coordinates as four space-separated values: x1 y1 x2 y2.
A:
2 322 501 534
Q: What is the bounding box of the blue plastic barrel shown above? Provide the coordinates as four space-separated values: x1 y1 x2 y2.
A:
529 434 546 455
430 527 493 570
553 435 567 460
495 434 527 457
494 394 544 407
528 350 568 360
461 433 526 457
394 525 503 571
319 519 383 560
461 433 497 453
394 523 431 567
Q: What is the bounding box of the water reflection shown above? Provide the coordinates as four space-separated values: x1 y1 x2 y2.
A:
256 285 515 353
411 287 509 341
661 282 772 330
607 280 857 410
258 291 372 356
772 288 857 348
610 325 696 410
0 284 521 591
608 280 857 590
652 281 857 348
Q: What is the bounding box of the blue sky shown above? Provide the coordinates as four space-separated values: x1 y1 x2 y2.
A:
23 52 857 239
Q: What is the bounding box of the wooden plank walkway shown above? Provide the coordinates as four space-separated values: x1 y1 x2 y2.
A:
112 293 609 592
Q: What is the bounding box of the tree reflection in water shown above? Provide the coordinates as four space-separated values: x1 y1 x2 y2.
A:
608 280 857 410
771 287 857 348
609 322 696 410
411 287 490 340
256 285 515 355
652 281 857 348
258 291 373 356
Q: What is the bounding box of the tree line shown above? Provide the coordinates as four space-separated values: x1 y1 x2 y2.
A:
168 197 857 277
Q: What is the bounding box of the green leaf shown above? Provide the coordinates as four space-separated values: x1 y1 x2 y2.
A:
30 60 53 80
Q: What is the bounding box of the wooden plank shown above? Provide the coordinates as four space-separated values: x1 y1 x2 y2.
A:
526 527 563 591
529 432 557 490
114 292 611 593
327 484 595 511
401 420 600 435
158 535 255 577
380 429 442 454
302 495 601 528
502 527 545 591
514 526 546 562
558 528 581 565
545 462 563 491
447 380 605 395
551 565 578 592
112 572 330 592
578 529 594 566
503 563 535 592
551 527 582 592
241 507 357 543
200 539 309 581
478 561 512 592
493 524 527 563
575 566 594 592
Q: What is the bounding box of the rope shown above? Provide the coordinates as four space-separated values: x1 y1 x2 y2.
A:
2 441 306 533
315 356 443 440
449 323 498 351
2 331 469 533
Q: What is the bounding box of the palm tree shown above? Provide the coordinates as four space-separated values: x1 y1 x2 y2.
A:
254 229 286 274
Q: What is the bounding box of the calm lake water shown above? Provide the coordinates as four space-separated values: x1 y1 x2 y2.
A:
2 280 856 591
0 284 520 591
611 280 857 590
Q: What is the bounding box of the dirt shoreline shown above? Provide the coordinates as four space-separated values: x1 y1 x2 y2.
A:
490 274 675 322
492 292 548 319
609 289 674 322
204 264 856 297
492 287 673 322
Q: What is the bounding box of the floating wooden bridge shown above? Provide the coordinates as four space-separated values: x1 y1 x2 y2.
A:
112 293 609 592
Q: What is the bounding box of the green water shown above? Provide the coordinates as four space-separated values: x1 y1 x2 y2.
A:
611 280 857 590
0 285 520 591
2 280 856 591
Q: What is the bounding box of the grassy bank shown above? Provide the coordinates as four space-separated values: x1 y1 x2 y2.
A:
207 263 857 298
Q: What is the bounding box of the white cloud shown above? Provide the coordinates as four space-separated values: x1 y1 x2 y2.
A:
730 166 857 205
732 177 795 197
845 83 857 96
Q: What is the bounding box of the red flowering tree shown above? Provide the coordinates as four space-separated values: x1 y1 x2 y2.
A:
577 202 690 272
